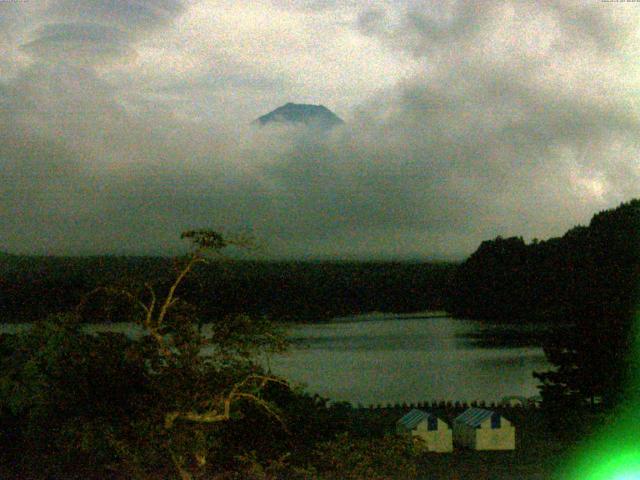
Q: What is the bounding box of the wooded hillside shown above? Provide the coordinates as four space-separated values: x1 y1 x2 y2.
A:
447 199 640 324
0 256 455 323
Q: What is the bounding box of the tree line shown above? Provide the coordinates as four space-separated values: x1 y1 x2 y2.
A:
0 255 455 323
447 200 640 324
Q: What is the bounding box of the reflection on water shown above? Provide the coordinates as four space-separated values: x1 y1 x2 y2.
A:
456 323 562 349
0 314 551 405
271 315 550 405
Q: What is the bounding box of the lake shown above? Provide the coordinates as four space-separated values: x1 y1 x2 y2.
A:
268 313 551 405
0 313 551 406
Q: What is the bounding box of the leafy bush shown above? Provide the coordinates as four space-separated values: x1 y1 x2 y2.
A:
0 232 291 479
0 313 150 476
312 432 421 480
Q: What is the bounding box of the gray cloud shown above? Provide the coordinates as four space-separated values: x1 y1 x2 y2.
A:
46 0 185 31
1 1 639 259
269 0 354 12
22 23 133 64
15 0 186 67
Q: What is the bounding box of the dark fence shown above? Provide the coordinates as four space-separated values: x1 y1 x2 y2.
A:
325 398 546 438
356 399 540 414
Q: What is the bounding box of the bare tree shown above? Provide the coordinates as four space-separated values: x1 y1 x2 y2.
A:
77 230 290 479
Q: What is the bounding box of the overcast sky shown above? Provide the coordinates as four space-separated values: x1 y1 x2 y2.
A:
1 0 640 259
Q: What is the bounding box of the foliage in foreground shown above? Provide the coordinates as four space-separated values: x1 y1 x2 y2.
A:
0 315 289 477
0 317 422 478
1 231 286 478
0 231 423 479
312 432 421 480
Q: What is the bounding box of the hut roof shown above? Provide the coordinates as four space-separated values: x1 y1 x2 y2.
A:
454 408 496 427
397 409 435 430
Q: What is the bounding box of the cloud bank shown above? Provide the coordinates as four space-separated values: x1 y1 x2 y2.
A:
1 0 640 259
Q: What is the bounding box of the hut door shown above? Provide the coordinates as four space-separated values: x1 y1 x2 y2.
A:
428 416 437 431
491 412 501 429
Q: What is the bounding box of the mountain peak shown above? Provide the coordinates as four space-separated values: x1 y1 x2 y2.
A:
255 103 343 129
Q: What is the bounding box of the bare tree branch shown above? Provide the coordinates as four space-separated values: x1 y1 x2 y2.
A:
232 392 287 430
157 254 204 327
164 374 289 430
75 286 149 319
169 450 194 480
143 282 156 328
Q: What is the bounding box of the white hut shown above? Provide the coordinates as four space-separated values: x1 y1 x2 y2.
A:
453 408 515 450
396 409 453 453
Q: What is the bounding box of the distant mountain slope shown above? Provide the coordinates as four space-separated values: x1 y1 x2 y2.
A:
0 256 455 323
255 103 344 129
446 198 640 323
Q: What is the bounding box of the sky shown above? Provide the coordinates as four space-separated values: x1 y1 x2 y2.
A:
1 0 640 259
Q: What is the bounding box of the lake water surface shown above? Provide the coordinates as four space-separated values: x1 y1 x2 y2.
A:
0 313 550 405
269 313 550 405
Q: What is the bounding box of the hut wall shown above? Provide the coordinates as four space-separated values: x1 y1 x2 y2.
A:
475 425 515 450
412 420 452 452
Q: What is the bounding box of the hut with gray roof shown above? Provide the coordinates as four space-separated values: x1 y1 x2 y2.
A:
396 409 452 452
453 407 515 450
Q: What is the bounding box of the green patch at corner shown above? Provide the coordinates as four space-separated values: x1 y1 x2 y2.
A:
561 313 640 480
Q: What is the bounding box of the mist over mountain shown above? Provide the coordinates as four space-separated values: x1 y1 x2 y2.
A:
256 103 344 129
1 1 639 260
